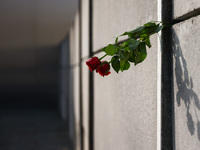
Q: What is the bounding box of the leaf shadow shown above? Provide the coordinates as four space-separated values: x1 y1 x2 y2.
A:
172 29 200 141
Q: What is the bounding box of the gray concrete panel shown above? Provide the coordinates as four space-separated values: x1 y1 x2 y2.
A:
173 0 200 19
93 0 157 52
93 35 158 149
72 66 81 150
69 12 80 66
81 0 89 58
82 61 89 150
172 16 200 150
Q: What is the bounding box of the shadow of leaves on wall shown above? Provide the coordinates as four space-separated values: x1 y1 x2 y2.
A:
172 29 200 140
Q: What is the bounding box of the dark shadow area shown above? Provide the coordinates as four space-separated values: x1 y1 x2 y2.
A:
172 29 200 140
0 108 69 150
0 47 60 109
0 46 74 150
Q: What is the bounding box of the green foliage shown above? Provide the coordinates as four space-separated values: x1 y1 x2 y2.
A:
111 56 120 73
98 21 166 74
128 39 140 51
105 44 118 56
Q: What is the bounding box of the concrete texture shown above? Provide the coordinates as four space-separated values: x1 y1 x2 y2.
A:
80 0 90 148
81 62 89 150
92 0 158 149
93 0 157 51
68 0 200 150
69 12 80 66
0 108 69 150
173 0 200 19
172 15 200 150
73 66 81 150
94 32 158 149
69 11 81 150
81 0 89 58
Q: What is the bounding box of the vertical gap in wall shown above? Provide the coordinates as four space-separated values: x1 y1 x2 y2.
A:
161 0 173 150
157 0 162 149
89 0 94 150
79 0 84 150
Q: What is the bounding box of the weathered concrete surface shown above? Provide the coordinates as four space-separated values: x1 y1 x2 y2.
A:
93 0 158 51
81 62 89 150
94 35 158 149
92 0 158 149
72 66 81 150
81 0 89 58
172 15 200 150
173 0 200 19
69 11 81 150
69 12 79 66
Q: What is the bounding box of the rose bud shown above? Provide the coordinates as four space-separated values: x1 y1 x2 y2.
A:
96 61 111 77
86 57 101 71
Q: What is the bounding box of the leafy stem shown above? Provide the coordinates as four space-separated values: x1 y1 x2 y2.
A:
99 54 107 60
87 21 171 76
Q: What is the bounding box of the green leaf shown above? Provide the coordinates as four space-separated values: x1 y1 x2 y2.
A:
123 61 130 70
120 41 130 51
101 47 106 52
155 25 163 33
136 52 147 64
120 60 130 71
120 26 146 38
120 31 130 36
134 43 147 65
145 23 163 35
129 51 135 62
144 22 157 27
105 44 118 56
120 51 129 59
130 26 145 34
111 56 120 73
115 37 118 45
129 39 140 51
145 37 151 48
139 42 147 54
120 59 126 71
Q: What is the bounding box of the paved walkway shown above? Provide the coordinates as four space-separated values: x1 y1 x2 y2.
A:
0 108 69 150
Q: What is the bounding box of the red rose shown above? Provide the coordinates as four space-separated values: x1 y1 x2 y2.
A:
96 61 111 77
86 57 101 71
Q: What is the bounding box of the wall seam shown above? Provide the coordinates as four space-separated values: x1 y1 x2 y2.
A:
79 0 84 150
89 0 94 150
161 0 173 150
157 0 162 149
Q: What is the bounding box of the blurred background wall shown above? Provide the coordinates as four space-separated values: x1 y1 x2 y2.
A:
1 0 200 150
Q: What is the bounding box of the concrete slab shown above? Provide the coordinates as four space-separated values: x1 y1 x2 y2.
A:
172 15 200 150
81 0 89 59
81 61 89 150
173 0 200 19
93 0 157 52
93 34 158 149
69 12 80 66
72 66 81 150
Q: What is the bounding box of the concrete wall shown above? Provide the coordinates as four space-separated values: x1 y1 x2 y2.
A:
172 3 200 149
69 11 81 150
66 0 200 150
81 0 90 150
92 0 158 149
